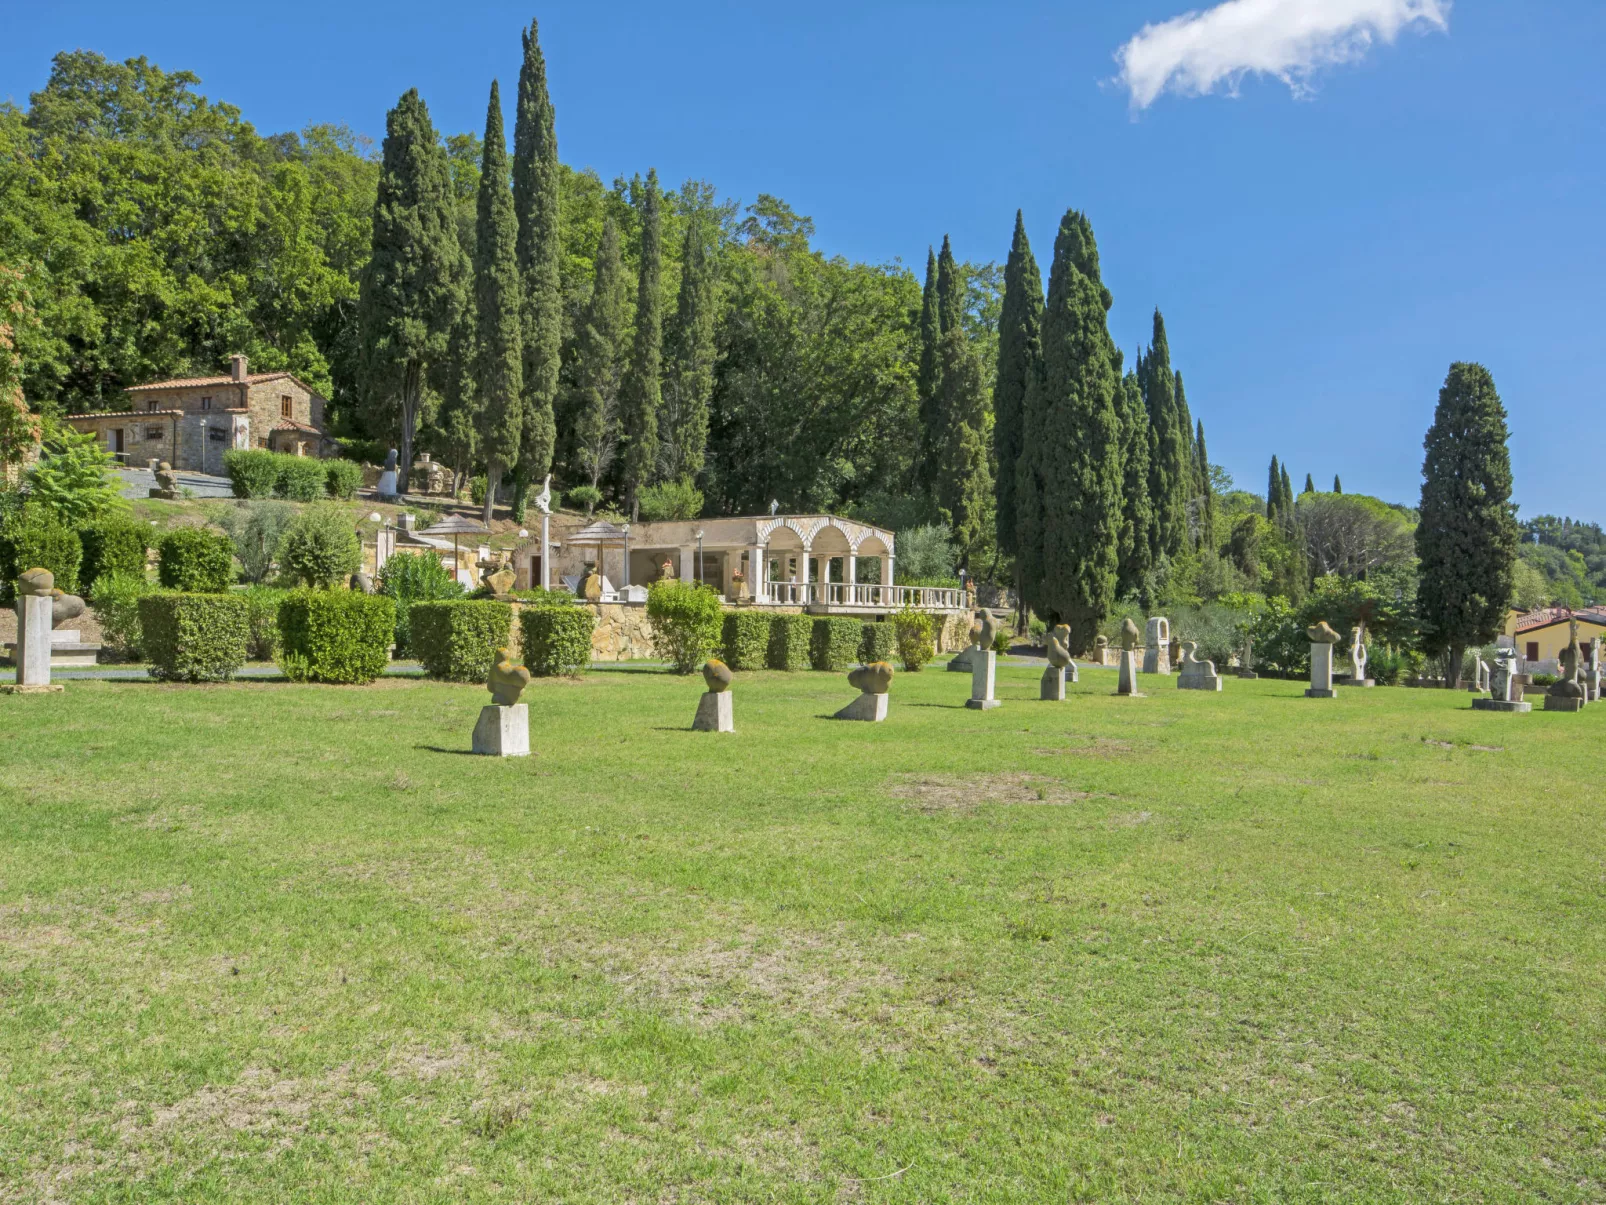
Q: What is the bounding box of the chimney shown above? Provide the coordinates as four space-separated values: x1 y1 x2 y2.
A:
229 353 248 382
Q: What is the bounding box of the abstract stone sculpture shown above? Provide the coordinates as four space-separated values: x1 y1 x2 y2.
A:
1176 641 1222 692
487 647 531 707
485 566 516 598
349 572 375 595
950 609 996 672
475 647 532 755
1142 617 1171 674
51 592 86 627
578 562 604 602
5 568 63 694
836 661 893 721
1041 628 1072 701
1345 623 1374 687
694 658 735 732
1306 621 1340 698
1545 620 1588 712
1474 653 1532 712
376 448 400 500
148 461 179 501
1116 618 1143 697
966 613 1001 711
1093 634 1111 667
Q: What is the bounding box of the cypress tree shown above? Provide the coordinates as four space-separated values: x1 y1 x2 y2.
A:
358 88 466 494
915 248 941 491
511 18 561 516
471 81 523 525
1016 209 1121 651
993 211 1042 561
1304 472 1315 494
1266 456 1281 519
619 169 663 520
660 213 717 483
571 216 628 493
1196 419 1215 552
1143 311 1187 558
934 328 991 571
1280 465 1294 519
1333 474 1342 494
935 235 962 335
1416 362 1518 686
1174 368 1196 512
1115 371 1153 598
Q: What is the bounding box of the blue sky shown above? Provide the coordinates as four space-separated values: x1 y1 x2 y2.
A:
2 1 1601 520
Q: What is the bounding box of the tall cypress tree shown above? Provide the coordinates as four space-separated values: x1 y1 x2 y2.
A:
915 248 941 492
1333 474 1342 494
619 169 663 520
1173 369 1196 527
358 88 466 494
472 81 523 525
660 213 717 483
1416 362 1518 686
570 216 628 493
993 211 1042 561
511 18 561 515
1304 472 1315 494
1143 310 1187 558
1017 209 1121 651
927 236 989 567
1115 371 1153 598
1266 455 1281 519
1280 464 1294 518
1195 419 1215 552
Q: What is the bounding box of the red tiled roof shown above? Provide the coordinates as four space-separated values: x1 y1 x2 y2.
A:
129 371 326 399
271 420 323 434
66 409 182 420
1514 606 1606 633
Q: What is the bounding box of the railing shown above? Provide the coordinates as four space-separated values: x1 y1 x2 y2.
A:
759 581 965 610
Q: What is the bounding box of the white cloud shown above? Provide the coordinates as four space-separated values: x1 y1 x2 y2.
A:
1115 0 1451 110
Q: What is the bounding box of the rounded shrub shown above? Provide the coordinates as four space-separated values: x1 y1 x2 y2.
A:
810 616 864 672
223 449 280 499
157 527 235 592
409 599 511 682
78 518 149 594
646 580 724 674
721 611 773 671
325 459 364 500
0 506 82 601
275 455 328 502
765 614 813 671
378 551 464 655
520 606 595 677
277 504 360 588
859 621 896 666
91 571 158 658
276 589 396 684
139 593 249 682
894 606 936 672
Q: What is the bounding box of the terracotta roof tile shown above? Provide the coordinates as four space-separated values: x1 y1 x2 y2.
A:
128 372 294 390
1514 606 1606 633
66 409 183 420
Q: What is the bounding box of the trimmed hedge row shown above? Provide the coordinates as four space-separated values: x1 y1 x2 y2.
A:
809 616 864 672
720 611 771 671
520 607 595 677
859 621 896 665
0 507 82 600
277 590 395 684
766 614 813 671
157 527 235 592
78 519 148 594
139 593 249 682
222 449 361 502
410 599 511 682
718 613 897 672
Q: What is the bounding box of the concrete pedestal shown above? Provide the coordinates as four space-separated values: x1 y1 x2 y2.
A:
1472 699 1532 713
1116 650 1143 697
1306 642 1336 698
472 703 530 756
693 691 734 732
834 692 889 722
1543 694 1586 713
376 469 399 500
947 645 978 672
1341 677 1376 688
1178 668 1222 692
15 595 52 688
1040 666 1066 701
967 650 1000 710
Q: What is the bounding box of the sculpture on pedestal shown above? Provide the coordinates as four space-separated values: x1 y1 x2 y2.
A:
1116 618 1144 697
1176 641 1223 692
474 647 532 755
693 658 735 732
835 661 893 721
1306 621 1340 698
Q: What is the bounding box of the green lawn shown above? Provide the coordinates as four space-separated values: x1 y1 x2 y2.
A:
2 663 1603 1202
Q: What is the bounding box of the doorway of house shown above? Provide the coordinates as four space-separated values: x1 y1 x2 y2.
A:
112 428 124 459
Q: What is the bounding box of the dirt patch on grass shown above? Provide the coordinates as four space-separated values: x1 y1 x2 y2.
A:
890 772 1103 813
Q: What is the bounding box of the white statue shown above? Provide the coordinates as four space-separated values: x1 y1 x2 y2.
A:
533 473 552 515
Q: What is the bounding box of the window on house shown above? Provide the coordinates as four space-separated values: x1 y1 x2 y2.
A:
1526 642 1540 662
208 427 226 442
145 426 164 440
281 396 293 418
148 400 160 412
201 396 212 411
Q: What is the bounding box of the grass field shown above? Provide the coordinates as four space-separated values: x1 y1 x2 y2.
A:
2 661 1603 1202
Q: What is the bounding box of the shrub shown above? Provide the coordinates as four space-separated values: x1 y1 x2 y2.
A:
378 551 464 655
217 500 296 583
157 527 235 592
139 592 249 682
637 477 703 522
810 617 863 672
1531 672 1559 688
894 606 936 672
277 503 360 588
646 580 724 674
25 427 125 525
223 449 280 499
91 571 158 657
78 518 149 594
337 438 388 466
1369 645 1403 687
860 621 896 665
766 613 813 671
520 606 595 677
409 600 510 682
275 455 328 502
567 484 602 516
992 627 1012 656
324 458 364 500
0 505 82 600
242 585 289 660
276 589 395 684
507 586 573 605
722 611 773 671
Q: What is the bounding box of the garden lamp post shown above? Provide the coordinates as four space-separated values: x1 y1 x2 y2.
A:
696 529 705 585
621 524 630 589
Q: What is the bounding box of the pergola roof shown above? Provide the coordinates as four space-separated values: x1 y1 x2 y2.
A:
419 514 490 537
568 521 629 544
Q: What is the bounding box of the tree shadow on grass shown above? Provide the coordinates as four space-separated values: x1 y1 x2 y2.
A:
414 744 479 756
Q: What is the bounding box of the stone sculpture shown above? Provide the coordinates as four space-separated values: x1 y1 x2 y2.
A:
1093 634 1112 667
1041 628 1071 701
1345 623 1374 687
3 569 64 694
1473 653 1532 712
485 565 517 598
1306 621 1340 698
658 556 677 582
950 609 997 673
836 661 893 721
1238 635 1258 679
474 647 532 755
1545 620 1588 712
148 461 180 501
1176 641 1223 692
349 572 375 595
1472 657 1491 694
694 658 735 732
376 448 400 500
966 611 1002 710
1142 617 1171 674
578 562 604 602
1116 618 1143 697
1050 624 1079 683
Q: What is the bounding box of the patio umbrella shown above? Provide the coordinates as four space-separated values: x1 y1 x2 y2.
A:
418 514 490 578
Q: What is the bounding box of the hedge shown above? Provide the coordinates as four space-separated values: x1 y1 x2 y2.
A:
277 590 395 684
766 613 813 671
276 455 328 502
139 592 249 682
242 585 289 659
325 459 364 500
0 509 82 601
223 449 280 499
409 599 511 682
157 527 235 592
721 611 772 671
646 580 724 674
860 621 896 666
78 519 149 594
377 550 464 655
810 616 864 672
520 606 595 677
91 572 158 657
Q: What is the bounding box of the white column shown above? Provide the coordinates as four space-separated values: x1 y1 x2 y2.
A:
540 513 550 591
679 545 695 583
884 554 895 605
750 546 765 602
846 553 858 605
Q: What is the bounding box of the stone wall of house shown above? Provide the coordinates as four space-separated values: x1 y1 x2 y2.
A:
67 413 182 468
244 379 317 446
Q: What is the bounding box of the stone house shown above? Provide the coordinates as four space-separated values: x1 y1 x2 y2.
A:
65 354 333 474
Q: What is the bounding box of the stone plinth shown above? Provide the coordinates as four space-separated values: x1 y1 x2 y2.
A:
947 644 978 672
15 595 52 688
1306 641 1337 699
1341 676 1375 688
472 704 530 756
834 692 889 722
0 683 64 695
967 650 1000 710
693 691 734 732
1472 699 1532 713
1177 664 1222 692
1116 650 1143 697
1543 694 1586 713
1040 666 1065 701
